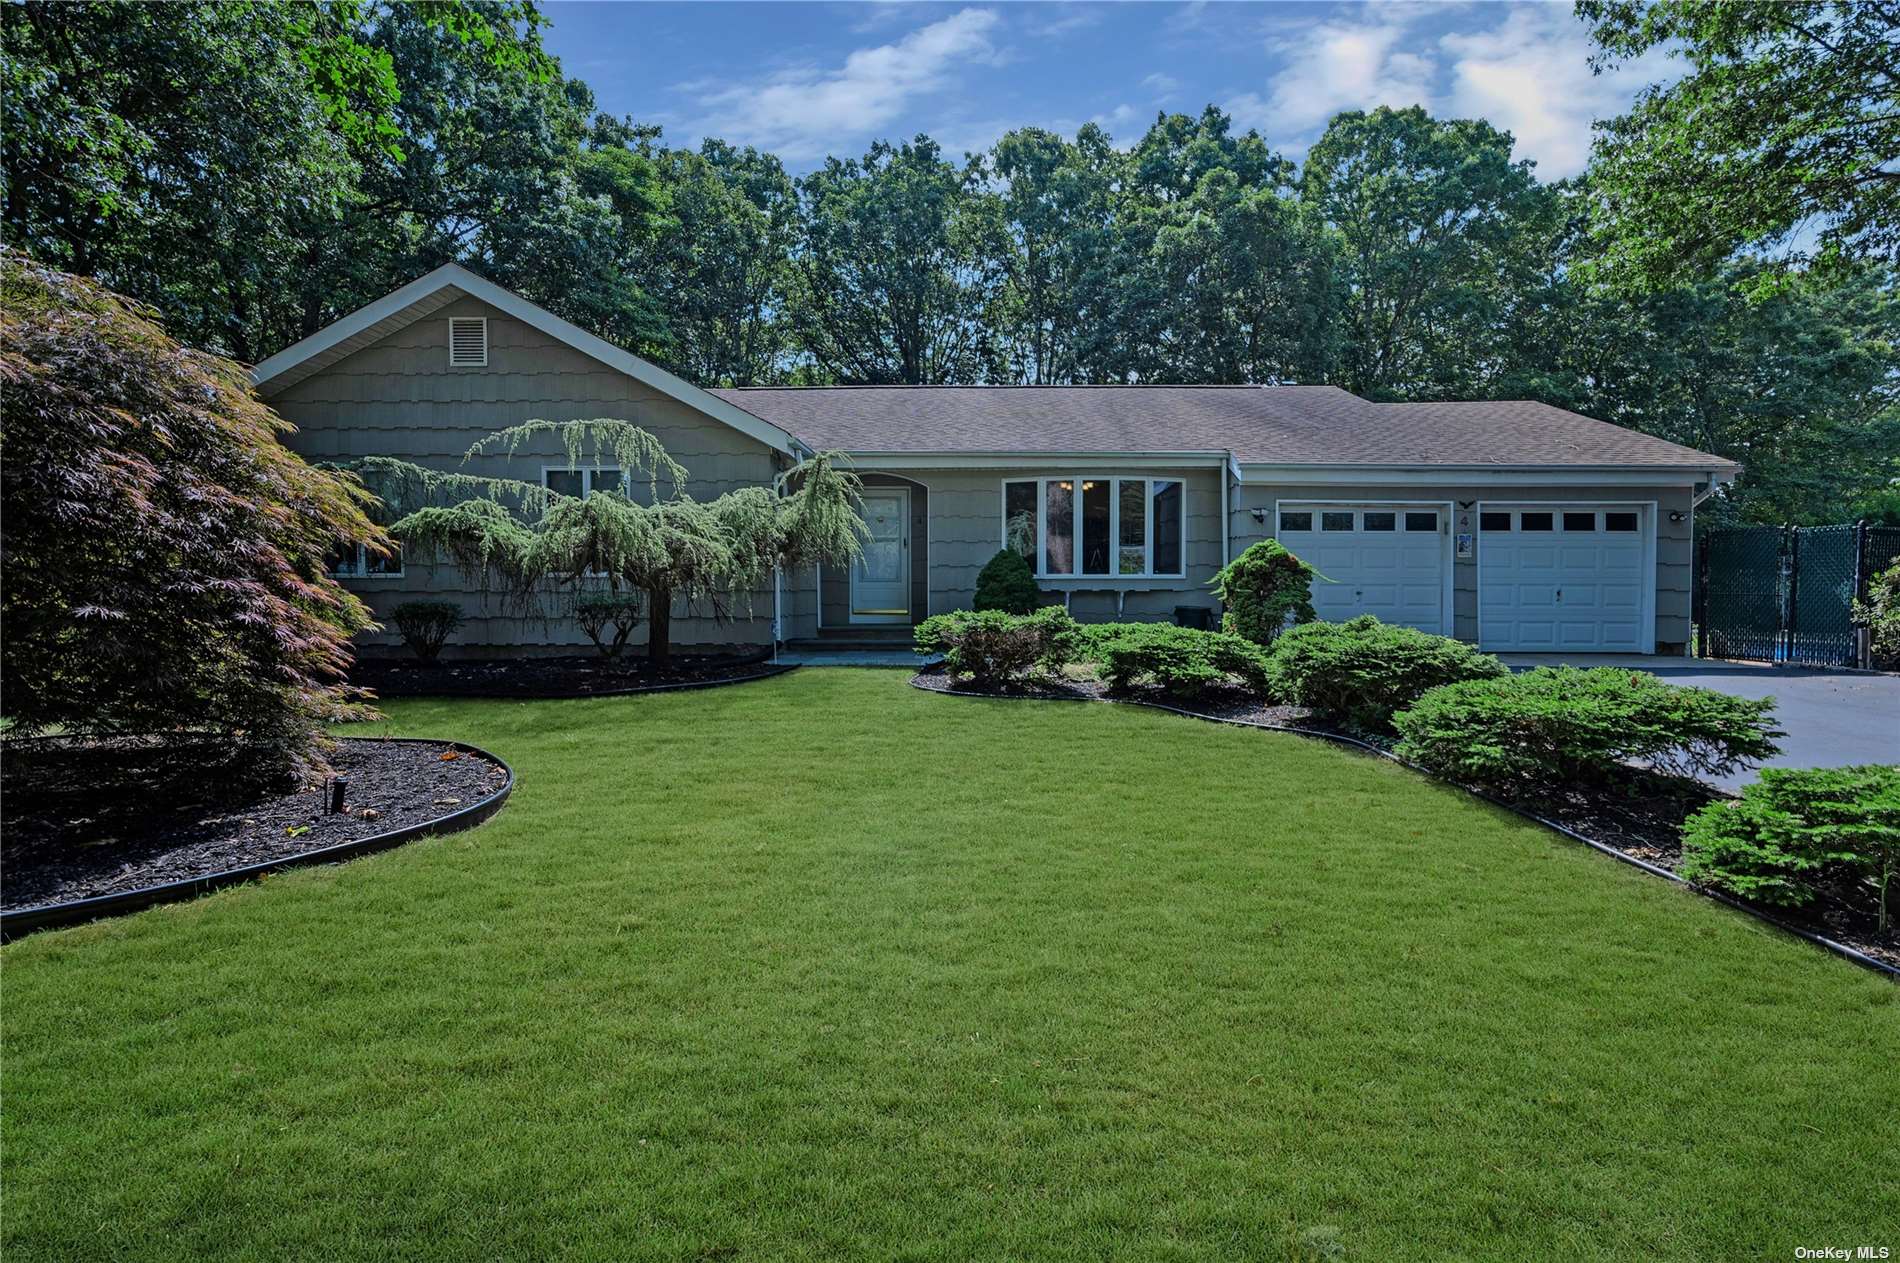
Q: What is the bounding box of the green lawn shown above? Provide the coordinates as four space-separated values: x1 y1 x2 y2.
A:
4 670 1894 1260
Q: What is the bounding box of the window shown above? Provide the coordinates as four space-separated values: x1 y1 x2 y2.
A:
1002 477 1186 578
1519 512 1554 532
448 317 487 367
328 541 402 578
1563 512 1597 532
1363 511 1396 532
1278 510 1313 532
1604 512 1640 533
544 467 625 498
1405 511 1439 532
1479 511 1511 531
1081 479 1111 575
1321 511 1354 532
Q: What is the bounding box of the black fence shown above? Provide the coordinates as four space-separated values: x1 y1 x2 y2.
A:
1697 521 1900 667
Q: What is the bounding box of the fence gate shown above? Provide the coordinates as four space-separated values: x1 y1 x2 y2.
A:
1697 521 1900 666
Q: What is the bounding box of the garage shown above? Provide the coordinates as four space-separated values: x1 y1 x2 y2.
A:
1274 503 1449 634
1478 504 1653 652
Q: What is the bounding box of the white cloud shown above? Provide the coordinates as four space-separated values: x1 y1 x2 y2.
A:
684 8 1004 160
1140 71 1181 99
1227 3 1674 178
1025 5 1103 39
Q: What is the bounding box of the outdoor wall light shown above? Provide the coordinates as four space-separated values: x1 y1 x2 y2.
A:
1250 507 1269 523
1668 510 1687 523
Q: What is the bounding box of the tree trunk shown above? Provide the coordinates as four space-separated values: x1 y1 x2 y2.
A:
647 585 673 664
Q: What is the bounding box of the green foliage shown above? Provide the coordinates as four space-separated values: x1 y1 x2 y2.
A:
916 607 1080 682
370 423 866 664
973 549 1041 614
1680 765 1900 932
573 592 644 660
1086 623 1271 697
389 600 465 664
1211 540 1319 646
1854 560 1900 670
0 252 378 783
1579 0 1899 292
1267 616 1505 729
1391 667 1783 791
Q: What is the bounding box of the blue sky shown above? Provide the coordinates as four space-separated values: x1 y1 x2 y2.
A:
539 1 1677 177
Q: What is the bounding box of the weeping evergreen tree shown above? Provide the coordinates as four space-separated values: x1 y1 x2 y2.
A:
358 420 867 663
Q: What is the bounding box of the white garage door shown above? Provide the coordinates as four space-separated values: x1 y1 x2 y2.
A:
1274 504 1448 633
1478 505 1650 651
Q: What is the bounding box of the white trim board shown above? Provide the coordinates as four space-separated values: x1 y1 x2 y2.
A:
1236 464 1737 488
249 262 804 458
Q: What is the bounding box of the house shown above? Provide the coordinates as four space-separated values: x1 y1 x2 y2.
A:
254 264 1739 657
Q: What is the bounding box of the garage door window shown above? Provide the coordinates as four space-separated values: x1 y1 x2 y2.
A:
1519 512 1554 531
1480 511 1511 531
1321 511 1354 531
1363 511 1396 531
1605 512 1640 532
1405 512 1438 532
1279 510 1312 532
1563 512 1597 531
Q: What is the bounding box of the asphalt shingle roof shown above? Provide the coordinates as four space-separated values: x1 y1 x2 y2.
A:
710 384 1736 470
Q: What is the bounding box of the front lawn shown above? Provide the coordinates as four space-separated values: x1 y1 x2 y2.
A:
4 670 1893 1260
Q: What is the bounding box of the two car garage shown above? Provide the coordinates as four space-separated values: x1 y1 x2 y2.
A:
1273 500 1656 653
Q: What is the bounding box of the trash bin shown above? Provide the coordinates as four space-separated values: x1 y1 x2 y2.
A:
1173 605 1212 630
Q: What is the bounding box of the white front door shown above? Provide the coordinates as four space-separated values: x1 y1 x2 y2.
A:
1274 503 1449 633
1478 504 1651 652
851 488 910 623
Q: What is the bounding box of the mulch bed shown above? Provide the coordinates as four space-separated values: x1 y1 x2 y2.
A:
1 738 508 912
914 667 1898 972
352 651 788 699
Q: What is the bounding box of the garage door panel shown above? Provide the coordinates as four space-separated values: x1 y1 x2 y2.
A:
1277 504 1446 634
1480 505 1649 652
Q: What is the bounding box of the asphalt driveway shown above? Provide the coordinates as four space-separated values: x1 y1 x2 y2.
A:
1501 655 1900 790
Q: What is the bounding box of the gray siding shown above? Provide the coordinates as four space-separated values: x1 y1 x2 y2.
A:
269 296 784 656
1231 482 1696 650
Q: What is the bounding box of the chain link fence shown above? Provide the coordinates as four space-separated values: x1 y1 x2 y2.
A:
1696 521 1899 667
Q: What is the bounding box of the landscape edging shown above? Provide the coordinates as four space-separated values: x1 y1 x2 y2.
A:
0 737 515 940
366 661 799 701
909 674 1899 981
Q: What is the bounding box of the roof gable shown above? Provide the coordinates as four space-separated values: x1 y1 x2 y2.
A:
250 264 801 457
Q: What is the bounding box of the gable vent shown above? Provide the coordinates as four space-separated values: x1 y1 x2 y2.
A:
448 317 488 367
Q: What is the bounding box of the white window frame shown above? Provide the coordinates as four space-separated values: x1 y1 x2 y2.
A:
329 541 403 579
999 476 1187 580
541 466 626 497
448 316 488 367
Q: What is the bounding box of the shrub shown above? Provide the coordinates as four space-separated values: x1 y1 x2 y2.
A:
390 600 464 664
916 607 1080 682
0 251 378 784
574 592 643 659
1211 540 1318 646
1087 623 1271 697
1680 765 1900 931
1266 615 1505 728
973 549 1040 614
1391 666 1782 790
1855 559 1900 669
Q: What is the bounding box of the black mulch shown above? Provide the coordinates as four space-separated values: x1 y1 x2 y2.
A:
1 738 508 912
913 668 1899 971
352 651 789 699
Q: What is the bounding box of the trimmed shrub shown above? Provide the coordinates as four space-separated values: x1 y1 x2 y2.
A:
1391 666 1782 790
1680 765 1900 931
1087 623 1271 697
916 607 1080 682
973 549 1041 614
1855 558 1900 670
574 592 643 659
1211 540 1318 646
1266 615 1505 728
390 600 464 664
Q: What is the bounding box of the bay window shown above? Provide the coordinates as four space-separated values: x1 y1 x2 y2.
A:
1002 477 1187 579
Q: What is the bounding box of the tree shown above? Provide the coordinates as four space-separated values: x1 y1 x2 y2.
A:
1301 106 1548 398
364 421 867 663
794 137 1006 383
1580 0 1900 293
0 252 380 783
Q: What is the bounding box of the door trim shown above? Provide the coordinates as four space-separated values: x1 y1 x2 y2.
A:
1475 500 1658 654
850 486 911 624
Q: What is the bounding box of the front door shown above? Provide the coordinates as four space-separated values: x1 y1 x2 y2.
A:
851 488 910 623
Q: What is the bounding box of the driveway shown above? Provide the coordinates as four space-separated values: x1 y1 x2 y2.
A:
1500 655 1900 791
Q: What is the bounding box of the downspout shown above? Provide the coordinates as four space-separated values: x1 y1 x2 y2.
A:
772 563 781 664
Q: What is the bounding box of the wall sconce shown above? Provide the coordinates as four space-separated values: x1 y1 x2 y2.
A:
1250 507 1269 524
1668 510 1686 523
